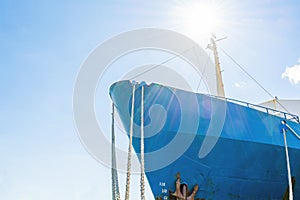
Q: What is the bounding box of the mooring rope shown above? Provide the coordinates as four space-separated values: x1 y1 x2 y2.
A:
140 85 146 200
125 84 136 200
111 103 121 200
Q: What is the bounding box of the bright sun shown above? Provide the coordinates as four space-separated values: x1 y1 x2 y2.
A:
170 1 224 40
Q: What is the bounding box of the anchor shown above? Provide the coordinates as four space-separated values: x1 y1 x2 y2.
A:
169 172 202 200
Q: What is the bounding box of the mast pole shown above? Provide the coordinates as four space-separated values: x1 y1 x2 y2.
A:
209 33 225 97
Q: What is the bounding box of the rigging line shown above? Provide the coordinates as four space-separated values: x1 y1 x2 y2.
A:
196 50 212 92
128 45 197 80
219 47 292 114
219 47 274 98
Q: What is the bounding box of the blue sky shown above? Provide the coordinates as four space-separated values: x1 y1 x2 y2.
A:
1 0 300 199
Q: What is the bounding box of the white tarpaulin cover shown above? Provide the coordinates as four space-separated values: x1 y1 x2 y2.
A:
260 99 300 118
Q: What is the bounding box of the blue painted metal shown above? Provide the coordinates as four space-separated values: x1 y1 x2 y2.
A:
109 80 300 200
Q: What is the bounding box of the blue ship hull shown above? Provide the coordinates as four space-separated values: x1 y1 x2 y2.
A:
109 80 300 199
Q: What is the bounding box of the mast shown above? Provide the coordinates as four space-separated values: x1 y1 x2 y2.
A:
208 33 225 97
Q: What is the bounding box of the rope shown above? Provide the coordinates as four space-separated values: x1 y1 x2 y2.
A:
219 47 274 98
140 85 146 200
125 84 136 200
128 46 196 80
111 103 121 200
219 47 292 114
282 127 293 200
196 50 212 92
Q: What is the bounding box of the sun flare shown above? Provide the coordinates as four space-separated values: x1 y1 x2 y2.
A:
170 1 225 40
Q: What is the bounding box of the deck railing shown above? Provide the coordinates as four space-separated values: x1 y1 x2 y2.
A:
209 95 300 124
